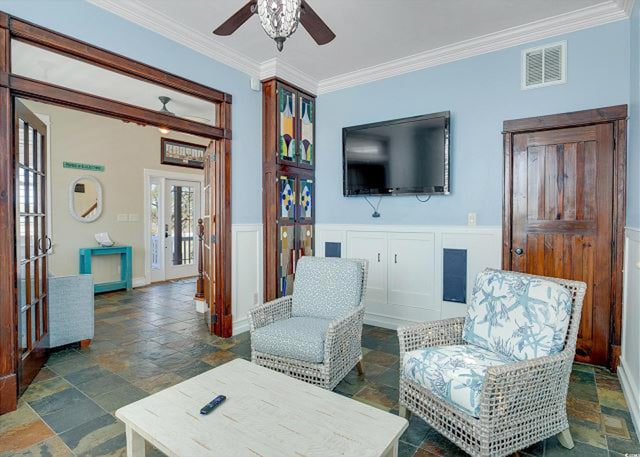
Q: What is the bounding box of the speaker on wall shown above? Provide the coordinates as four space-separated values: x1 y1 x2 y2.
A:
325 242 342 258
443 248 467 303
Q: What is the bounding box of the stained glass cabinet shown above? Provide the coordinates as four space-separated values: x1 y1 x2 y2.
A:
263 79 316 301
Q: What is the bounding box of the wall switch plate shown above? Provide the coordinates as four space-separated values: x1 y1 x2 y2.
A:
117 214 128 222
128 213 139 222
467 212 477 226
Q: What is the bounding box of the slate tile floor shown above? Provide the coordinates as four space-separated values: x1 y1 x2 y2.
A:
1 280 638 456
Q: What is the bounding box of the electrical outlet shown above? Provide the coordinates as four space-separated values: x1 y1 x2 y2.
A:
467 212 477 226
128 213 139 222
253 293 259 305
117 213 128 222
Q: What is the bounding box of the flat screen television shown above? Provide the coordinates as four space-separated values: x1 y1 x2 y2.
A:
343 111 450 196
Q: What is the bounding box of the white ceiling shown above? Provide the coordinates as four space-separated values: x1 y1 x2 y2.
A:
89 0 631 93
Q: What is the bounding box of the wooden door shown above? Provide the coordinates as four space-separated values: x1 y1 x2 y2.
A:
509 123 614 365
15 100 50 393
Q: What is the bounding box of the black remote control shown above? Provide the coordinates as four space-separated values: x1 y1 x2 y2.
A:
200 395 226 415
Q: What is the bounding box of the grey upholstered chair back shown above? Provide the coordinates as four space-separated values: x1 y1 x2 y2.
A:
291 257 368 320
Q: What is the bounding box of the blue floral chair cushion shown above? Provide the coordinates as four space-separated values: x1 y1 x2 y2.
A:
251 316 332 363
403 345 510 417
463 268 573 362
292 257 363 320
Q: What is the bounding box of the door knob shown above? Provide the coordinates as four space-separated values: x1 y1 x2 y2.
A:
513 247 524 256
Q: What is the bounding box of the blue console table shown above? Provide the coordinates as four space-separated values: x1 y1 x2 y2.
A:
79 246 132 293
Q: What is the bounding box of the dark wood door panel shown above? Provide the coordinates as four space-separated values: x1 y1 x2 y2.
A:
510 122 614 366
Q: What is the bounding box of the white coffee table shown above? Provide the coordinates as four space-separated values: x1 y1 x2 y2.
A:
116 358 408 457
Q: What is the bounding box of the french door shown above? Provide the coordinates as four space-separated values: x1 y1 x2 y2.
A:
164 179 201 280
15 100 50 393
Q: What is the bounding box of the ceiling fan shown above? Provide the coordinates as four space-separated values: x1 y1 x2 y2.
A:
156 96 211 133
213 0 336 52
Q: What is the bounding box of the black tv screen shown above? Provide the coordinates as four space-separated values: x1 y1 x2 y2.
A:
343 111 450 196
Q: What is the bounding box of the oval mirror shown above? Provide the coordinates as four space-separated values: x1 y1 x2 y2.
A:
69 176 103 223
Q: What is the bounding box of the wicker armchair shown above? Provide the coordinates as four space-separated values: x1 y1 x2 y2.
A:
249 257 368 390
398 269 586 457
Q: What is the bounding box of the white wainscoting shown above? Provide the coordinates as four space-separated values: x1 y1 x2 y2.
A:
619 226 640 433
316 224 502 329
232 224 263 335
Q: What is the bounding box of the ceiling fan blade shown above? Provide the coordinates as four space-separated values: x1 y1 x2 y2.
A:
213 1 256 36
300 0 336 45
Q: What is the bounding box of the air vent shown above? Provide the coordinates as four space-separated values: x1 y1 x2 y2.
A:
522 41 566 90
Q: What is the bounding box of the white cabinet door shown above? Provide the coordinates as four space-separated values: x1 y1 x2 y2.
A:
346 231 387 310
388 232 436 312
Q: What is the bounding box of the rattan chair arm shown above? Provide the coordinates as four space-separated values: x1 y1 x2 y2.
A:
479 349 574 422
324 305 366 368
248 296 293 331
397 317 466 356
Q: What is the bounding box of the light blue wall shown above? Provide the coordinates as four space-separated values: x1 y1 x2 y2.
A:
0 0 262 224
630 4 640 229
317 21 631 226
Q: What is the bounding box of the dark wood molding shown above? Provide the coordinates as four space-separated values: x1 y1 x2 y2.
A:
503 105 628 133
0 11 235 412
610 117 627 372
0 19 16 414
261 76 317 98
502 105 627 371
6 14 229 104
211 101 232 338
0 374 17 414
9 74 226 139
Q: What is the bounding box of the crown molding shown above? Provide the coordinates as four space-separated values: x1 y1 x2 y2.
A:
259 58 318 94
89 0 630 97
317 1 629 94
87 0 261 78
615 0 636 15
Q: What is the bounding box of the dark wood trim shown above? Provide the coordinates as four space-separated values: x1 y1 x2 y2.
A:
0 18 16 414
502 132 513 270
503 105 628 133
0 11 235 413
7 74 227 139
7 14 229 104
212 101 233 338
502 105 627 371
0 374 17 413
610 117 627 372
261 76 316 99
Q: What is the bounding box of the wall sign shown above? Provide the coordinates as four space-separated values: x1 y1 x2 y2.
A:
63 161 105 172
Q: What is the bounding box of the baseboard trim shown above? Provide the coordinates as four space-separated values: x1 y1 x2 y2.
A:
233 318 250 335
618 357 640 434
132 277 148 288
364 312 421 330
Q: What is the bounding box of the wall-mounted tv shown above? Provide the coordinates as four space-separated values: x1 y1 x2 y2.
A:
343 111 450 196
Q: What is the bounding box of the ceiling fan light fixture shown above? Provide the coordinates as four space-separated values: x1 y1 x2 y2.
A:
257 0 301 52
